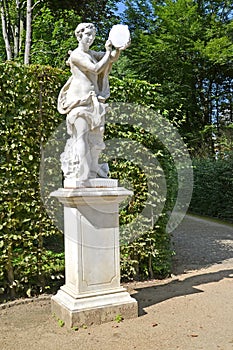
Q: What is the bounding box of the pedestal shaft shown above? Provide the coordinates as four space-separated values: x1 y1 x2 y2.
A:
50 187 138 327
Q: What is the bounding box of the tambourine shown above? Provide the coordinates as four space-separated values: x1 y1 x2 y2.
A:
108 24 131 50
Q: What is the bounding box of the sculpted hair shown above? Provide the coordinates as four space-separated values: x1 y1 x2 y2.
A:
75 23 96 41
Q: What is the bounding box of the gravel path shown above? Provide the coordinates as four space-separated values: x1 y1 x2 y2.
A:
1 214 233 350
172 214 233 274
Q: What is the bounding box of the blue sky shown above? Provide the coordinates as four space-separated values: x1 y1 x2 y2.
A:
116 1 126 15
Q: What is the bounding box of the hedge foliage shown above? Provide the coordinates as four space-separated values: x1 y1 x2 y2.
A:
0 62 178 299
190 155 233 222
0 63 66 298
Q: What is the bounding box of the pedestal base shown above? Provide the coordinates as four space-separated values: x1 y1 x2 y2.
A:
50 186 138 328
51 288 138 328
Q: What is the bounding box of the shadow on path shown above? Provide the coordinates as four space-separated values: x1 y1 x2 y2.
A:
132 268 233 316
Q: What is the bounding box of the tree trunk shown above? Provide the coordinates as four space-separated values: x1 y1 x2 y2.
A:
0 2 12 60
24 0 32 64
7 244 16 298
14 0 21 57
148 254 154 279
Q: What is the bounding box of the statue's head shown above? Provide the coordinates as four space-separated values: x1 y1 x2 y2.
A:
75 23 96 42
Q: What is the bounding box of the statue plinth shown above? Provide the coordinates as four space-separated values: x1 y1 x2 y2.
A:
63 177 118 189
50 184 138 327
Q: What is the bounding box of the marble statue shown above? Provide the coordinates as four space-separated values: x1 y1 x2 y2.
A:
58 23 130 182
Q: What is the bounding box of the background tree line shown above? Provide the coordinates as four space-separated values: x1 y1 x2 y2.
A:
0 0 120 64
1 0 232 155
121 0 233 156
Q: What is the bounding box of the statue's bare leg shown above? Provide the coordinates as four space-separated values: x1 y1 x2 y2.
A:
74 117 91 180
89 125 108 177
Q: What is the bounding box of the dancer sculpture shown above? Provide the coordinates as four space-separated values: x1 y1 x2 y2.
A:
58 23 130 183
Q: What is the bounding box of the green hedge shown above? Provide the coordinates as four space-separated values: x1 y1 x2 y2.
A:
0 62 176 299
0 63 66 298
190 155 233 222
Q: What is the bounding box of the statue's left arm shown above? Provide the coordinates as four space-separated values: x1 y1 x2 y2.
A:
92 48 120 63
110 48 120 63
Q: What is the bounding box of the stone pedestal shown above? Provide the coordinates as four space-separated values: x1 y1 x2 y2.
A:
50 182 138 328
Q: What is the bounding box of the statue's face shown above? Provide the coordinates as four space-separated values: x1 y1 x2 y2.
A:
80 28 95 47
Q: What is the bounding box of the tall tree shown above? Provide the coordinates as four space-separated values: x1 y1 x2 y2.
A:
0 0 120 64
123 0 233 155
0 0 36 63
45 0 119 24
24 0 32 64
0 0 15 60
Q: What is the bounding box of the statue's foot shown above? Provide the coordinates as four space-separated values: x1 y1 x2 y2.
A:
96 163 109 178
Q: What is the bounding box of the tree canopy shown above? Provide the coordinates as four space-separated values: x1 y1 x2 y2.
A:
0 0 232 155
0 0 120 65
122 0 233 155
45 0 119 23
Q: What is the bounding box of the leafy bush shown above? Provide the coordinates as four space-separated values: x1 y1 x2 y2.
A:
0 62 178 298
104 104 180 280
0 62 66 298
190 154 233 222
